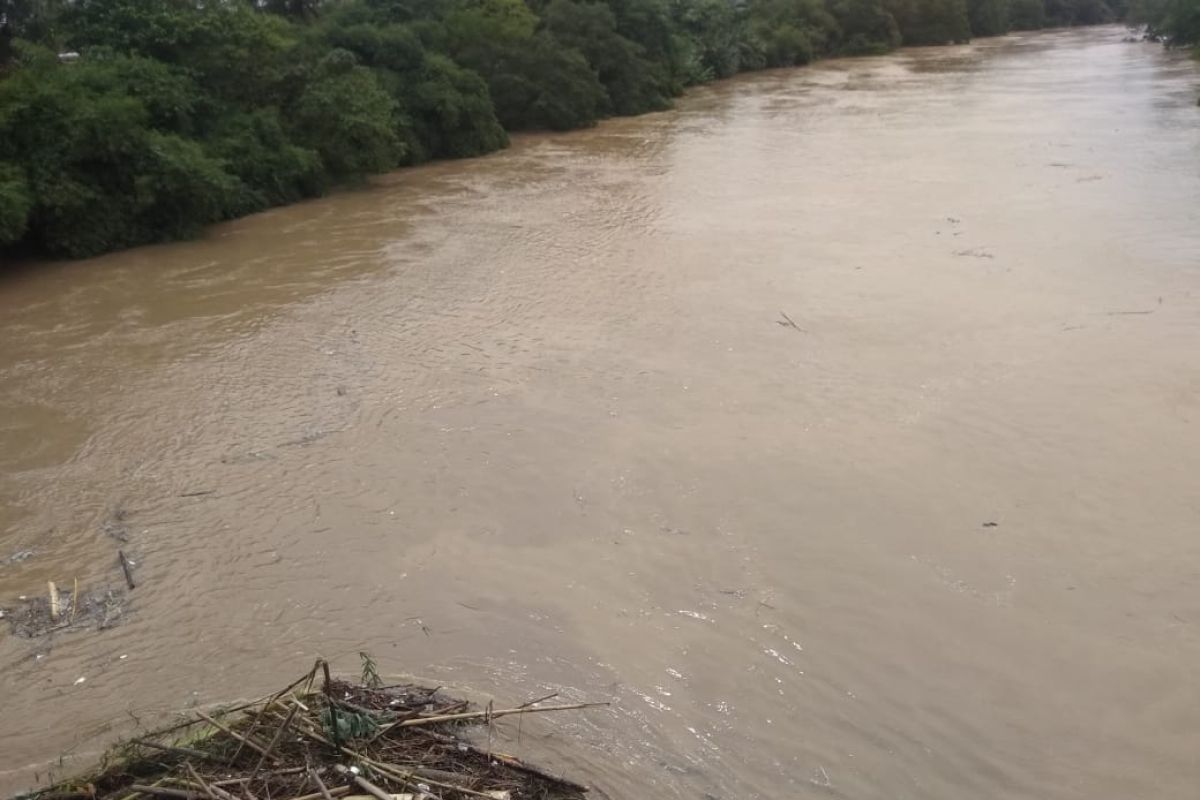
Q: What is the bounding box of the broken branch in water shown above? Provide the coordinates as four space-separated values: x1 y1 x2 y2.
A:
776 311 806 332
518 691 559 709
118 550 136 590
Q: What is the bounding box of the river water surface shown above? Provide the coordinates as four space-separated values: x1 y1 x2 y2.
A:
2 25 1199 800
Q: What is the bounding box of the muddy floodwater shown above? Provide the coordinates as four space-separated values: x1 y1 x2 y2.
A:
2 25 1199 799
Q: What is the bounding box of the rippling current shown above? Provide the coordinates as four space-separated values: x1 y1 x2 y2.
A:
2 25 1199 800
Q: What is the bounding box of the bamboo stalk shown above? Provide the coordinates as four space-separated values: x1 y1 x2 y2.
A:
333 768 391 800
358 759 495 800
184 763 216 800
131 739 214 762
130 786 200 800
396 702 608 728
180 769 240 800
306 770 335 800
210 767 306 787
287 785 350 800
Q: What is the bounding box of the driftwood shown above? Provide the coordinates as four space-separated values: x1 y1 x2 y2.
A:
118 550 136 590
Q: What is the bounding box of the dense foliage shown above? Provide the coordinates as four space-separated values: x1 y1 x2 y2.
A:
1132 0 1200 44
0 0 1126 258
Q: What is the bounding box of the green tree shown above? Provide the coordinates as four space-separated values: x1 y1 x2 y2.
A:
0 56 237 256
967 0 1009 34
0 161 31 245
543 0 672 115
828 0 901 53
466 33 608 129
445 0 537 48
290 50 403 178
749 0 838 66
887 0 971 44
204 109 325 213
669 0 748 78
1008 0 1046 25
400 53 509 160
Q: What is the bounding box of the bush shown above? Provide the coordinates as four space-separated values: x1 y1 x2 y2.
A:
291 55 403 179
0 162 32 246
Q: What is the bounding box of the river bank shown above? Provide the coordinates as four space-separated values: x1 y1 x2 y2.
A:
0 0 1129 262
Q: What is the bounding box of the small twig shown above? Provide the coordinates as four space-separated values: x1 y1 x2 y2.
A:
130 738 215 762
195 710 280 764
1103 309 1155 315
331 698 394 718
177 777 241 800
777 311 806 332
70 577 79 625
179 490 215 497
485 699 495 758
251 703 298 779
321 660 341 749
285 788 349 800
517 691 558 709
184 763 217 800
210 767 306 787
306 770 334 800
130 787 201 800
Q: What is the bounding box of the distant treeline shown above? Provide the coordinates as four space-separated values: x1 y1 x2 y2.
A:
0 0 1131 259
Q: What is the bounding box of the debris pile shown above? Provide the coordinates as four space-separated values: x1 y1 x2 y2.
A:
19 660 603 800
1 582 127 637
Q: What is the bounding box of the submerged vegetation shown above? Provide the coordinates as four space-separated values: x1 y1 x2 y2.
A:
0 0 1134 259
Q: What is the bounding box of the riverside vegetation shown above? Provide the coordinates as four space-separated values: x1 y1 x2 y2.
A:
0 0 1177 259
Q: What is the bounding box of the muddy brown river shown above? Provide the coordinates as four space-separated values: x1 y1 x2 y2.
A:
2 25 1199 799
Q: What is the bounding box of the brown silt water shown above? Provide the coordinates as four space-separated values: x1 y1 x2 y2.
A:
2 26 1199 800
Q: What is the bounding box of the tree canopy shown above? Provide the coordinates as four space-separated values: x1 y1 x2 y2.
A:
0 0 1127 258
